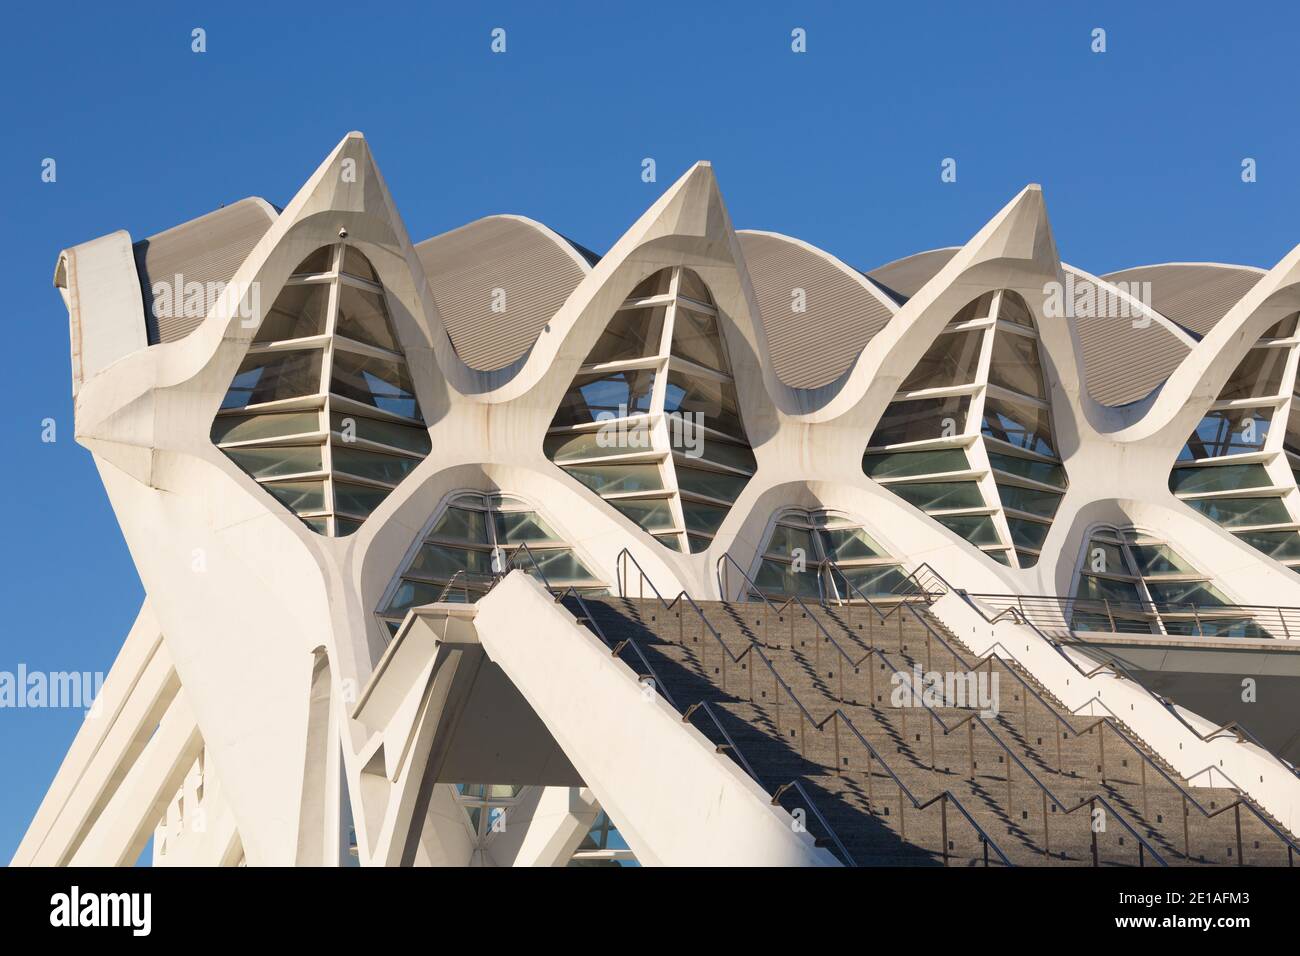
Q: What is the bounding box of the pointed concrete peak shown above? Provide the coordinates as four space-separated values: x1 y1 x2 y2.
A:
344 130 367 141
653 160 730 240
966 182 1058 268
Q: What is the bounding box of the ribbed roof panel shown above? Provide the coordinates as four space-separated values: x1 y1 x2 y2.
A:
1101 263 1263 339
134 198 277 344
865 248 959 302
739 232 895 389
1066 266 1191 406
415 216 588 371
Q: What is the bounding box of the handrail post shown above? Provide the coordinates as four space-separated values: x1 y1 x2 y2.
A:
748 649 755 702
940 794 949 867
1103 598 1116 632
967 721 975 781
1042 790 1050 858
1235 804 1244 866
833 712 841 776
1090 798 1099 866
1098 724 1106 784
1183 795 1191 861
1192 603 1203 637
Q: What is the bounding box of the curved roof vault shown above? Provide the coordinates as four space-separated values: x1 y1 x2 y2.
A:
134 197 279 344
1101 262 1265 340
414 214 591 372
737 230 897 390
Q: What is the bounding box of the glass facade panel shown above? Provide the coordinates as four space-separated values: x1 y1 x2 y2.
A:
331 446 418 484
663 370 745 440
331 351 420 419
222 349 323 409
330 412 431 454
255 284 330 342
988 452 1065 488
987 334 1047 399
899 329 983 391
889 481 986 511
1186 496 1289 528
869 396 971 447
336 285 398 351
936 514 1001 546
212 411 320 445
1169 463 1271 495
674 464 748 502
611 497 676 530
493 510 560 544
1218 347 1288 402
995 483 1062 519
341 246 379 282
1007 517 1050 550
552 370 656 426
1235 530 1300 561
224 445 322 479
818 527 888 561
682 500 729 535
1178 408 1271 460
566 463 663 495
982 394 1056 457
671 308 725 371
587 307 664 364
863 448 970 478
333 481 390 517
264 479 326 513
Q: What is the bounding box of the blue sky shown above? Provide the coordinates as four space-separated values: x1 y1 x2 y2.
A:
1 0 1297 860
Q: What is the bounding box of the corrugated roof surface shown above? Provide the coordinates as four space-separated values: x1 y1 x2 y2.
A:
865 248 959 302
415 216 588 371
739 232 896 389
134 198 277 343
1101 263 1264 339
1065 266 1191 406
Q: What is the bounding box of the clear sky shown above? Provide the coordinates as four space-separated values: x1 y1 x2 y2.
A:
2 0 1297 861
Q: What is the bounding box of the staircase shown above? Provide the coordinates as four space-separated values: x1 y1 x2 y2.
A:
564 589 1299 867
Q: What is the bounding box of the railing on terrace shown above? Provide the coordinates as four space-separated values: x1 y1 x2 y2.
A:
964 592 1300 642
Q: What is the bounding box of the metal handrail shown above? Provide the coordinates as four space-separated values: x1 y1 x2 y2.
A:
717 554 1165 865
618 549 1007 865
886 562 1300 862
968 592 1300 641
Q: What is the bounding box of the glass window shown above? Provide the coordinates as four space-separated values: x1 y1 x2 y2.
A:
1218 347 1288 402
987 333 1047 400
1178 408 1271 460
430 506 489 544
674 464 749 502
682 500 729 535
1235 530 1300 561
610 497 675 531
334 481 391 517
755 559 821 598
331 446 418 485
254 283 330 343
330 412 430 454
1169 463 1271 495
1145 580 1229 607
1127 542 1195 575
988 452 1066 489
212 411 320 444
765 524 814 560
834 564 908 598
222 349 323 409
330 352 420 419
689 435 756 473
869 396 971 447
1076 575 1144 605
336 286 398 351
982 394 1057 457
817 526 888 561
263 479 326 513
1186 496 1290 528
545 429 647 463
224 445 322 479
863 448 970 479
384 579 444 614
936 514 1001 546
671 308 726 371
663 370 746 440
523 549 596 583
1083 539 1127 576
1007 518 1049 550
565 462 663 495
889 480 986 511
899 329 983 391
586 307 665 364
292 246 334 276
995 482 1062 519
628 269 673 299
406 543 494 580
997 291 1034 327
677 269 712 304
341 246 379 282
493 510 561 544
552 370 656 426
952 291 996 324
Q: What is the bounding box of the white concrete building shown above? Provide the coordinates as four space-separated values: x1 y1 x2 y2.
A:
17 133 1300 867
